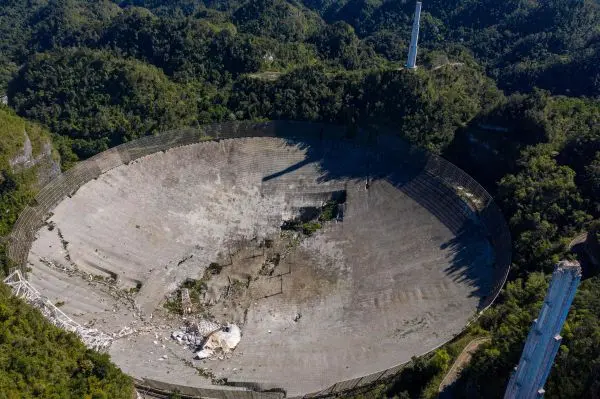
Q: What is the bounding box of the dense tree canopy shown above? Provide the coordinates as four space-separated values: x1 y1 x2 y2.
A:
229 62 500 152
444 94 600 398
299 0 600 97
0 283 133 398
232 0 322 41
9 48 201 158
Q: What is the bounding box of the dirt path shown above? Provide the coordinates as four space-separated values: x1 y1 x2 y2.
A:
439 337 490 394
432 62 465 71
568 232 588 249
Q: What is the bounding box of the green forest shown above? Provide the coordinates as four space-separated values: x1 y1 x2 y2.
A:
0 0 599 397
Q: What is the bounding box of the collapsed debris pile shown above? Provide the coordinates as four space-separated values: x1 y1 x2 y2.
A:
3 269 113 351
172 319 241 360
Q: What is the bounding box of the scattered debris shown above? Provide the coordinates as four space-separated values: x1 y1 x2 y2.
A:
114 326 134 338
172 319 220 348
3 269 113 351
196 324 241 360
171 320 241 360
171 330 202 347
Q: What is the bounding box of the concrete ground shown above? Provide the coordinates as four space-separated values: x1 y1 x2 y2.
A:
26 137 495 397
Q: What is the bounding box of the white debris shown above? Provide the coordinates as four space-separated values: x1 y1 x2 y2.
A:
195 324 241 360
114 326 134 338
196 350 212 359
171 320 241 360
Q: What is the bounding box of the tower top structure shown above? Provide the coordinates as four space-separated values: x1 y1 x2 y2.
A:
406 2 422 69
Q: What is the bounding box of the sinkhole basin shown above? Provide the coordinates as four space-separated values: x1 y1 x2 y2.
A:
17 122 509 398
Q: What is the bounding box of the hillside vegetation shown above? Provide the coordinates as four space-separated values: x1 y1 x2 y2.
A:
0 107 134 397
0 283 133 399
0 106 60 237
0 0 599 398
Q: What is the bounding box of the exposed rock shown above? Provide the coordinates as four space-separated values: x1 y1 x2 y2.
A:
9 130 60 186
8 131 33 170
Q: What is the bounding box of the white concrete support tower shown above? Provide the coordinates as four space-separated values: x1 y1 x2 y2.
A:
504 260 582 399
406 1 422 69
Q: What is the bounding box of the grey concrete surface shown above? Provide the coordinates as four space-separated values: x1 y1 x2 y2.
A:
25 137 495 397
